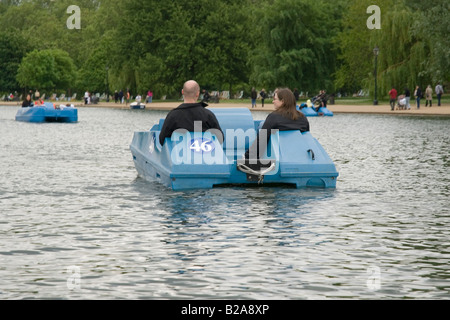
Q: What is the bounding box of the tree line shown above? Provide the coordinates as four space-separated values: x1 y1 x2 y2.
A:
0 0 448 100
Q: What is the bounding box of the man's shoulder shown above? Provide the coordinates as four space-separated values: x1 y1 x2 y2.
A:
168 103 212 117
175 102 207 109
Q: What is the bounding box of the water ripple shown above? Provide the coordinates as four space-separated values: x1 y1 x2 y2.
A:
0 107 449 299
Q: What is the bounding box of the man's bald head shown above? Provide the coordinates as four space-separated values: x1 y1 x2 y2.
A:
182 80 200 102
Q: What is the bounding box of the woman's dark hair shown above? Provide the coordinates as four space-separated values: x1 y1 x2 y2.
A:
275 88 304 120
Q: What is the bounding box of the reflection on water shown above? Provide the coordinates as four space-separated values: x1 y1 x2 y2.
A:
0 106 449 299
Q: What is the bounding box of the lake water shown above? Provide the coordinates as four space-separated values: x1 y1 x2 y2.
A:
0 105 449 300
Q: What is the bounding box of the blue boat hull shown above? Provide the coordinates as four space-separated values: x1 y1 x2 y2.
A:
317 106 333 116
130 102 146 109
130 108 338 190
297 104 333 117
15 103 78 123
298 105 319 117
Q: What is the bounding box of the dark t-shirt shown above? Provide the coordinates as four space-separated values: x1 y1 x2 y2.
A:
159 102 223 145
261 111 310 133
22 100 32 108
245 111 310 159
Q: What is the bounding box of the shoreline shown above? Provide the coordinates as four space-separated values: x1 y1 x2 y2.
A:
2 100 450 116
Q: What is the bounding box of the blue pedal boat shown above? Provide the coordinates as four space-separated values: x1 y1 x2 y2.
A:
297 103 333 116
130 102 146 109
317 106 334 116
298 103 318 117
130 108 338 190
15 102 78 123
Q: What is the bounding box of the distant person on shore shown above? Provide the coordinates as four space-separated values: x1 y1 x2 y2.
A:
84 91 89 105
260 88 267 108
114 90 119 103
22 94 32 108
201 90 210 103
251 87 257 108
135 94 142 104
159 80 223 146
389 87 398 111
119 89 124 104
244 88 309 162
34 89 40 99
126 90 130 105
435 83 444 106
425 85 433 107
146 90 153 103
293 88 300 102
414 85 422 109
404 87 411 110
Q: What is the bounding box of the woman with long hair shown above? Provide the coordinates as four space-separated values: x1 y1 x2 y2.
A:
245 88 310 161
22 94 32 108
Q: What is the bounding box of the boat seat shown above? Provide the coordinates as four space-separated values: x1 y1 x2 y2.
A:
155 108 257 154
210 108 256 153
158 118 165 130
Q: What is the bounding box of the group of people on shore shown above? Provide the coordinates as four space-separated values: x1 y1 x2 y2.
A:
250 87 329 111
388 83 444 111
111 90 153 105
200 90 220 104
79 89 153 105
159 80 309 163
18 88 155 107
250 88 269 108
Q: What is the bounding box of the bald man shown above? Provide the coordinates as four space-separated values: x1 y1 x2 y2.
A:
159 80 223 145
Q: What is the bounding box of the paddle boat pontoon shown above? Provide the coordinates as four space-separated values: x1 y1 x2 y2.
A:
130 108 338 190
130 102 146 109
297 103 333 117
15 102 78 123
316 106 333 116
298 103 319 117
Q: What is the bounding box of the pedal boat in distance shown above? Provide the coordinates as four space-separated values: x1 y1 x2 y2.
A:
15 102 78 123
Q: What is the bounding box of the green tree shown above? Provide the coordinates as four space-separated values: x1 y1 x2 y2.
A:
16 49 76 92
333 0 377 95
106 0 252 97
194 0 251 93
408 0 450 83
334 0 448 98
0 31 30 91
372 2 427 96
249 0 342 94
